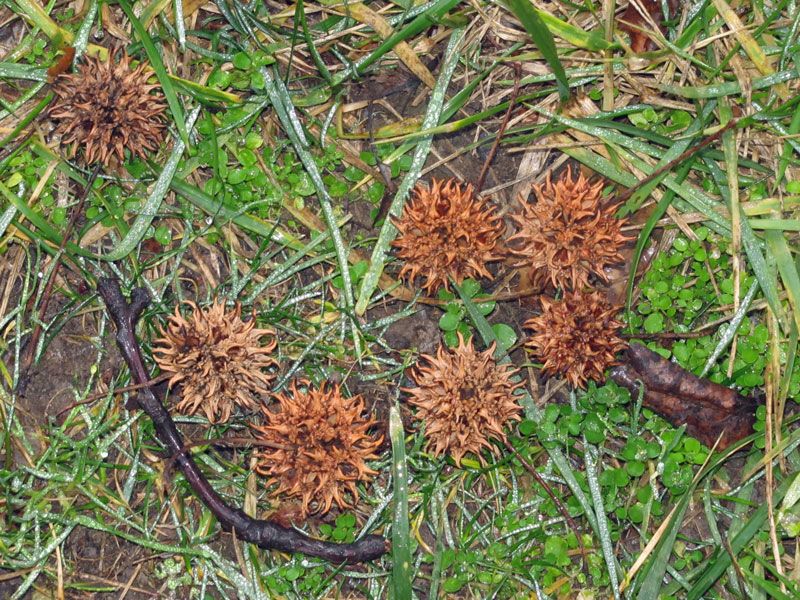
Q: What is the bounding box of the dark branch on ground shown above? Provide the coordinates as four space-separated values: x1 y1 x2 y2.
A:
98 277 389 564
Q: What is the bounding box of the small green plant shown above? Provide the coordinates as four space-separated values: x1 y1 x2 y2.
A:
436 279 516 350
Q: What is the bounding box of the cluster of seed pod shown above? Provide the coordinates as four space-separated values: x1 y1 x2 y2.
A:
392 168 630 464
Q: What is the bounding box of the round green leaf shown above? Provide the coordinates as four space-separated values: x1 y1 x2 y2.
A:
491 323 517 351
439 311 461 332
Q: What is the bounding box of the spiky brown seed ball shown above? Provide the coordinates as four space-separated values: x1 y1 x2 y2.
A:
508 167 629 291
393 179 506 293
404 334 523 466
524 290 627 388
48 51 167 166
252 381 382 516
152 300 277 424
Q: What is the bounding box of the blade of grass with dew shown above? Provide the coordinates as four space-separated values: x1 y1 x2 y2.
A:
0 205 16 240
170 178 301 250
118 0 188 147
11 0 74 47
686 473 797 600
584 442 620 599
780 316 798 403
454 281 599 534
390 403 412 600
259 65 361 352
700 279 760 377
355 28 465 316
329 0 460 88
72 0 98 58
503 0 568 100
776 94 800 186
0 63 47 81
172 0 186 50
764 230 800 332
657 70 797 99
346 2 435 88
242 233 333 302
0 181 88 258
703 157 783 324
99 107 199 261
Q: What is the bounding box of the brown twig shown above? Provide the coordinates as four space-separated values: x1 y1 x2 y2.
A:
18 163 102 392
475 63 522 195
98 277 388 563
615 119 739 207
56 373 172 418
620 330 711 340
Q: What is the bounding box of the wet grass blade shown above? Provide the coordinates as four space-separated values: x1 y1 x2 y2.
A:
260 65 360 349
99 107 199 261
686 473 796 600
504 0 568 100
765 230 800 332
118 0 188 147
355 29 464 316
390 403 412 600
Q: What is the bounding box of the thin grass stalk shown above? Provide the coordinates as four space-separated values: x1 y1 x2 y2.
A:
700 279 760 377
259 66 361 354
390 403 412 600
583 441 620 599
355 28 465 316
100 107 200 261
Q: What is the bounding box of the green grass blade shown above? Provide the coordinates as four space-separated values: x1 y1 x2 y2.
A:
355 28 465 316
330 0 460 87
634 481 693 598
172 0 186 50
585 443 620 598
535 8 615 51
390 403 412 600
686 473 796 600
699 279 760 377
657 69 798 99
704 157 784 324
118 0 188 147
170 179 301 250
260 65 361 349
0 181 88 258
169 74 241 105
0 205 17 240
0 63 47 81
98 107 199 261
12 0 74 46
504 0 568 100
764 230 800 332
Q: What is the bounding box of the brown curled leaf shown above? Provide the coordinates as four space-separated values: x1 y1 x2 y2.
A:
47 46 75 80
610 344 756 450
625 343 739 411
